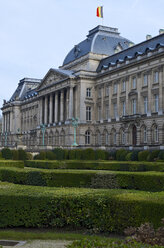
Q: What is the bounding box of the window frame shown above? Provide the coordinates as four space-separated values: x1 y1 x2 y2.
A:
86 106 91 121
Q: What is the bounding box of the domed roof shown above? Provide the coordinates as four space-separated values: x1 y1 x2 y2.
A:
63 25 133 66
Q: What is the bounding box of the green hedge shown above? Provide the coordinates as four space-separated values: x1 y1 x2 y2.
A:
1 167 164 191
25 160 164 172
0 160 24 168
68 239 164 248
0 182 164 233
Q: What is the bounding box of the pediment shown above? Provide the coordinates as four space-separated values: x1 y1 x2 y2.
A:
38 69 68 90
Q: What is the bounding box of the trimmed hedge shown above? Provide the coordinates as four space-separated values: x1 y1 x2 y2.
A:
0 182 164 233
1 167 164 191
68 239 164 248
25 160 164 172
0 161 24 168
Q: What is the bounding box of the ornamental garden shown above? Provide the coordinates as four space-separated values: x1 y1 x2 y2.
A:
0 147 164 248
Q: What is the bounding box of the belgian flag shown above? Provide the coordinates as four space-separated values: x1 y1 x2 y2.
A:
96 6 103 18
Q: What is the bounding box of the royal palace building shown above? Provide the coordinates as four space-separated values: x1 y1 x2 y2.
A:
1 25 164 150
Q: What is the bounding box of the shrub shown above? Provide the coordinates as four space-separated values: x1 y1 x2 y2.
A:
95 150 105 160
18 149 27 161
90 173 119 189
63 149 69 159
116 149 128 161
26 153 33 160
108 150 116 160
25 160 164 172
52 148 65 160
1 148 12 160
147 150 160 162
68 150 76 160
158 151 164 160
68 239 162 248
75 149 83 160
131 150 140 161
12 150 19 160
2 168 164 192
124 218 164 246
126 152 132 161
138 151 150 161
0 183 164 232
82 149 95 160
45 151 56 160
35 151 46 160
0 152 3 160
0 161 24 168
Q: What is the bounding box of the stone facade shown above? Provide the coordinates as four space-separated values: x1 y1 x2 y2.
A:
1 25 164 150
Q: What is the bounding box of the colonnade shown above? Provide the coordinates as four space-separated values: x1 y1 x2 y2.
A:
2 111 12 133
39 86 74 125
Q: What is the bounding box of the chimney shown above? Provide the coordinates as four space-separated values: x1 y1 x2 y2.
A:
146 35 152 40
159 29 164 35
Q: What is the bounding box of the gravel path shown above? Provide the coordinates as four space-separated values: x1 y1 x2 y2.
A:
4 240 72 248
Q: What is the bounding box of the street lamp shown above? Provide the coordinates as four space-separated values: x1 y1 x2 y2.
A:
72 117 78 146
40 124 46 146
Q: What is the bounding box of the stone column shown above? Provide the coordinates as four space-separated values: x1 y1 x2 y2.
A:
40 98 43 125
49 94 53 124
126 77 129 115
147 71 152 116
137 73 141 114
69 86 73 119
117 83 120 121
101 85 104 122
159 67 163 115
60 90 64 122
55 92 58 123
44 95 48 125
4 114 7 132
66 89 69 121
2 113 4 133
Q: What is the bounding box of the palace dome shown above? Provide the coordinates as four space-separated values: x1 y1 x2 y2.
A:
63 25 133 66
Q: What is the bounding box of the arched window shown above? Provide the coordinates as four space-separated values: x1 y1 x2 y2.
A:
141 126 147 144
96 130 101 146
120 129 125 145
60 130 65 146
85 131 90 145
111 129 116 146
152 124 159 143
49 132 53 145
104 130 109 145
55 131 59 146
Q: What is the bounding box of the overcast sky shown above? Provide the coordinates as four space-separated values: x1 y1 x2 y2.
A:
0 0 164 112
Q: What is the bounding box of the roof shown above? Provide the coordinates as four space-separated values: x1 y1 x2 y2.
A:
63 25 132 66
97 33 164 72
52 68 75 77
9 78 41 102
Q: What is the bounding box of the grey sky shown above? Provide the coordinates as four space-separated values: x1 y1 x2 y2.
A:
0 0 163 111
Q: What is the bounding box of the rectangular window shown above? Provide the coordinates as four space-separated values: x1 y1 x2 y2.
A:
98 106 101 121
86 106 91 121
86 88 91 98
98 88 101 98
132 77 137 89
105 86 109 96
122 80 126 92
144 96 148 114
144 74 148 86
132 99 136 114
154 71 159 83
155 94 159 112
122 101 126 116
105 104 109 119
113 103 117 118
113 83 117 94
